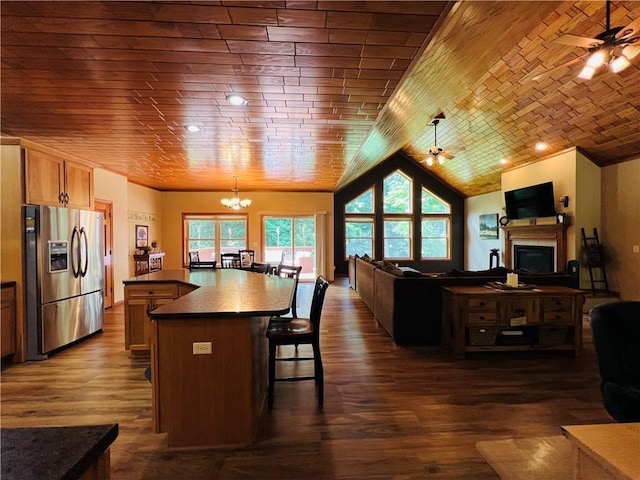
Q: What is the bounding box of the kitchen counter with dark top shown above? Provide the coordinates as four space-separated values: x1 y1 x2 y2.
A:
1 423 118 480
125 269 294 320
1 280 17 288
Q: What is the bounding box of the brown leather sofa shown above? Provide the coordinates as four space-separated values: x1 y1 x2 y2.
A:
349 255 576 345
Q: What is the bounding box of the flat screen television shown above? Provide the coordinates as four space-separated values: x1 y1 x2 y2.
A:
504 181 556 220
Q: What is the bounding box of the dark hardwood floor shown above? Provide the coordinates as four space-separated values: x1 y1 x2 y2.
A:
1 278 612 479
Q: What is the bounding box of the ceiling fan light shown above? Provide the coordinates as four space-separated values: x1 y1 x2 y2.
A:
426 156 434 167
586 50 607 68
577 65 596 80
437 154 446 164
610 54 631 73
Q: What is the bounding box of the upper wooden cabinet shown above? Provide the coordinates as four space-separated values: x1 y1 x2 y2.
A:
25 149 94 209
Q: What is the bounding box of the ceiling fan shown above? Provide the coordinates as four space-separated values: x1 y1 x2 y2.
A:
533 0 640 81
424 116 454 166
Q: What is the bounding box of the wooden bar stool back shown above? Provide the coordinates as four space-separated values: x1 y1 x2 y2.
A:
266 276 329 409
274 264 302 318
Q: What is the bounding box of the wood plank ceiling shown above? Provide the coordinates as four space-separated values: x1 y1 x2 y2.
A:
2 1 640 196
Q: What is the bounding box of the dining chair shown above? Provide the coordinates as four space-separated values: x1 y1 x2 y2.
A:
266 275 329 409
238 249 255 268
220 253 240 268
188 251 216 269
249 261 271 274
273 264 302 318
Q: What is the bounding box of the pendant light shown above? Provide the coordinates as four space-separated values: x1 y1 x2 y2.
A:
425 118 447 166
221 176 251 210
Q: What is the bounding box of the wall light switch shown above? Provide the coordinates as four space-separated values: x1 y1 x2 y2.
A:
633 245 640 254
193 342 212 354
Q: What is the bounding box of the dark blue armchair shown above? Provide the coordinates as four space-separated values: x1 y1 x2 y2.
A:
589 301 640 422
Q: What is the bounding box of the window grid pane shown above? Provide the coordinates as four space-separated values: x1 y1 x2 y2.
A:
421 187 450 214
345 188 374 214
421 217 450 259
383 218 411 259
383 171 412 214
345 217 374 259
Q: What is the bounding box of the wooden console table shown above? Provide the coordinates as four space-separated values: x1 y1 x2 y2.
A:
133 252 164 276
442 285 584 358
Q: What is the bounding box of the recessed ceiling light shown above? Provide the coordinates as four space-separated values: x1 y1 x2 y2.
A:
185 125 201 132
226 94 247 106
535 142 548 151
500 158 509 165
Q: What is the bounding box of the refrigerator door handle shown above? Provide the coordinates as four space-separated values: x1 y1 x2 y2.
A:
80 227 89 277
71 226 81 278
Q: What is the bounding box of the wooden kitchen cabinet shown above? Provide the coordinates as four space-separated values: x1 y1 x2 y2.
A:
124 282 196 353
442 285 584 359
1 282 17 358
25 149 94 209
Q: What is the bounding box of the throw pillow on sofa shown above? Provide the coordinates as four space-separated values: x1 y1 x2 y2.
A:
448 267 510 277
381 260 404 277
399 266 424 277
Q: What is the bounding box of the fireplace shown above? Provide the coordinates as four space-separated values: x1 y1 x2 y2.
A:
514 245 554 273
503 224 567 273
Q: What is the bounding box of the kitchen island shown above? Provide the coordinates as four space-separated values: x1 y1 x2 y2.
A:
124 269 295 449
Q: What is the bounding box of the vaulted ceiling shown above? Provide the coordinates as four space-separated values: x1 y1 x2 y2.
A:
2 1 640 197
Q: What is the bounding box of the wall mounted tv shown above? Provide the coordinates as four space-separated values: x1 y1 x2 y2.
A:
504 181 556 220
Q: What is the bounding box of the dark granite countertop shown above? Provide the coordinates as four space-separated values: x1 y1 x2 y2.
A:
125 269 295 320
1 281 17 288
1 423 118 480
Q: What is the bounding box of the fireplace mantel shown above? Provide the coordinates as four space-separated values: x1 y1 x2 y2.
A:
503 223 568 272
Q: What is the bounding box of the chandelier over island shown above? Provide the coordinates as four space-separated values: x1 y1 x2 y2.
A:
221 176 251 210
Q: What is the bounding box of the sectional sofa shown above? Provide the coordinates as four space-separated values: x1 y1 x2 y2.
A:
348 255 577 345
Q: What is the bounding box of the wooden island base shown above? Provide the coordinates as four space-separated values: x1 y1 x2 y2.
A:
135 269 295 449
151 315 269 449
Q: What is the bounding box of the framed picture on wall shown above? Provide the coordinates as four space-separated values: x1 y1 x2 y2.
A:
479 214 499 240
135 224 149 248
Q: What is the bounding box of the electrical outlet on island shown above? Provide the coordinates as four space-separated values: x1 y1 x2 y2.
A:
192 342 212 355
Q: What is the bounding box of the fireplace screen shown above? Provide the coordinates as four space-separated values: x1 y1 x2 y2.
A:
514 245 554 273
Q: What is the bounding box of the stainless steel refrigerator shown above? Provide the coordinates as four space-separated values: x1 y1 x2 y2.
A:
24 205 104 359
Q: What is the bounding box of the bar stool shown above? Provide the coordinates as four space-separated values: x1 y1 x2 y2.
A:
266 276 329 409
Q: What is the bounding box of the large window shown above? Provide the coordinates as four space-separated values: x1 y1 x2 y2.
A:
421 187 451 259
264 215 316 280
341 169 454 263
183 214 247 265
344 188 374 258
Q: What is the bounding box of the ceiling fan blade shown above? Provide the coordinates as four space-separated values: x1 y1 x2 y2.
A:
622 43 640 60
616 17 640 40
529 54 588 82
554 34 603 48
